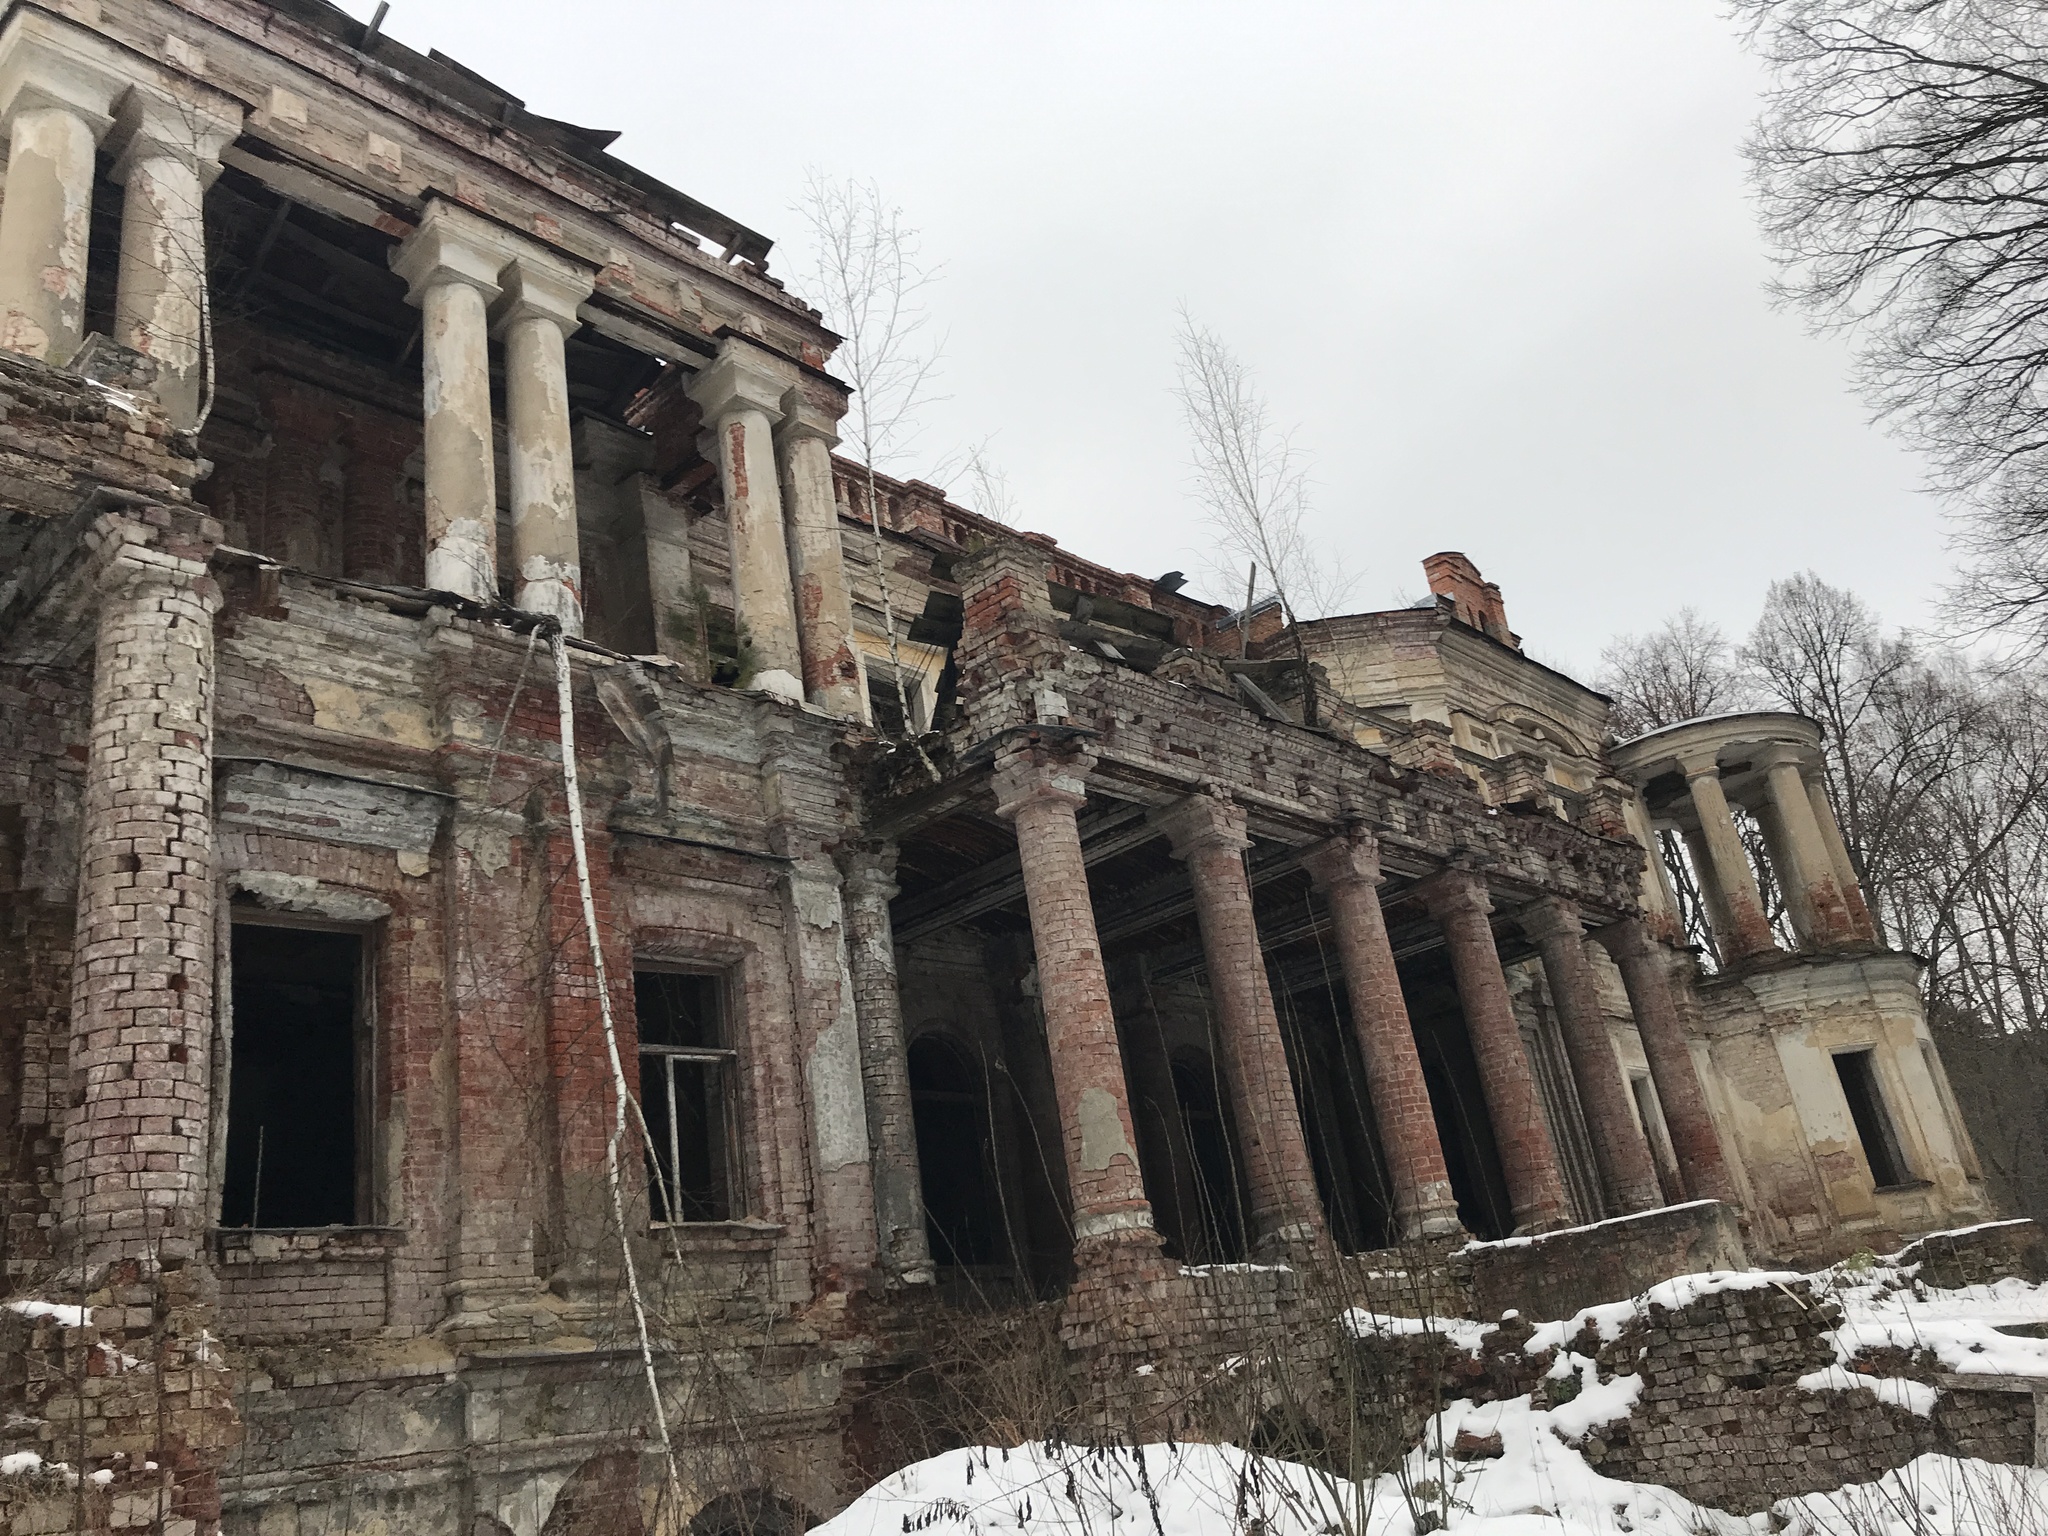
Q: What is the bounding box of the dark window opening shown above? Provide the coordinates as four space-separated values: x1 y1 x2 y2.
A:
908 1035 1002 1267
221 924 366 1228
1835 1048 1910 1189
636 969 738 1222
865 664 924 738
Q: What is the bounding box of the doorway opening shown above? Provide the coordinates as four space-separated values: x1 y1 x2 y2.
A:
221 922 368 1228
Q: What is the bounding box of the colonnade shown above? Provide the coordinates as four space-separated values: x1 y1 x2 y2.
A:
973 742 1737 1260
1612 717 1877 966
0 12 242 420
0 11 867 714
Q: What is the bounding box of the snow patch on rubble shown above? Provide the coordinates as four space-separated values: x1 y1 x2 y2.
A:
5 1300 90 1327
1339 1307 1493 1356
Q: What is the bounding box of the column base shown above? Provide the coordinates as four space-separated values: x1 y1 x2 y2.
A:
750 667 806 705
426 530 495 604
1399 1208 1469 1243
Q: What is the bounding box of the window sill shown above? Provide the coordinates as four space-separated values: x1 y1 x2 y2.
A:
1872 1180 1935 1195
210 1226 406 1265
651 1218 784 1250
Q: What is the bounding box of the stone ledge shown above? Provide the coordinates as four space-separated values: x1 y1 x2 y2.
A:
210 1226 406 1265
1453 1200 1748 1323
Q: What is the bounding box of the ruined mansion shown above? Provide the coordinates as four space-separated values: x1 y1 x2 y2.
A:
0 0 2004 1531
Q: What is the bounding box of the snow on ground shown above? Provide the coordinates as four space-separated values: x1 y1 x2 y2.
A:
817 1236 2048 1536
1825 1263 2048 1378
817 1436 2048 1536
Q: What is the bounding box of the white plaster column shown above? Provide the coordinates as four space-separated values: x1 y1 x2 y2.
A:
1681 754 1778 963
0 28 117 365
493 255 594 632
392 202 504 604
686 343 805 704
1755 749 1860 951
108 88 243 429
775 388 865 719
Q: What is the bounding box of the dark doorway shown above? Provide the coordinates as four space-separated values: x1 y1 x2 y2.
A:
1401 957 1516 1240
1273 983 1397 1254
1835 1048 1910 1189
221 923 365 1228
1171 1050 1248 1262
908 1035 1003 1267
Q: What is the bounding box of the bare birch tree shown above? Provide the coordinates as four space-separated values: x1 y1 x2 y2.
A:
1174 308 1351 727
793 173 944 760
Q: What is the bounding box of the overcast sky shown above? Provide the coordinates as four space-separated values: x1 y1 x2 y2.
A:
351 0 1948 680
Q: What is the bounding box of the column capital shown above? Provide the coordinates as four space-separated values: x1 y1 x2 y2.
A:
489 251 595 340
1302 824 1384 891
1410 865 1493 922
1518 894 1586 946
0 10 132 142
774 386 843 448
391 199 506 308
106 78 244 187
991 742 1096 822
685 339 788 425
84 510 218 603
835 840 901 903
1750 742 1818 777
1152 785 1249 861
1589 914 1656 964
1676 750 1726 783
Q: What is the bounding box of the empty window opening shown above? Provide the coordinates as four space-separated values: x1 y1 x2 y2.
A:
865 662 925 738
1835 1048 1910 1190
907 1035 1003 1268
637 969 738 1222
221 923 367 1228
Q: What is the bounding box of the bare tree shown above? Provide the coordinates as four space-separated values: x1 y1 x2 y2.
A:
952 437 1021 526
793 173 944 760
1174 308 1352 727
1735 2 2048 653
1597 608 1752 738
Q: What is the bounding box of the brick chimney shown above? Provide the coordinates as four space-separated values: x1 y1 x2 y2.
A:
1423 552 1518 649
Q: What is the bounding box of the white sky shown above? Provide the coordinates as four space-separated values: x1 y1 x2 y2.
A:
349 0 1949 679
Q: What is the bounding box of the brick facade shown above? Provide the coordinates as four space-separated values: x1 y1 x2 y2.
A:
0 3 2010 1530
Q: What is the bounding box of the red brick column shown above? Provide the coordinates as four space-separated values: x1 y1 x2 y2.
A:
1156 790 1324 1257
444 798 544 1325
64 509 222 1267
992 744 1160 1260
1521 896 1663 1215
1302 829 1463 1240
1593 917 1739 1205
838 842 936 1287
1413 870 1569 1233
